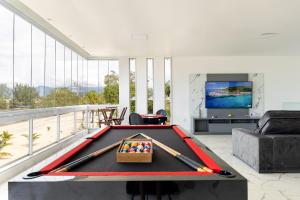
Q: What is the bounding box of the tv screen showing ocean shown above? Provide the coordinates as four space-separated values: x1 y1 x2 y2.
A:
205 81 252 108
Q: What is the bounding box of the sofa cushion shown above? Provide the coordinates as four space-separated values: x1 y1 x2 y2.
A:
258 110 300 127
256 111 300 135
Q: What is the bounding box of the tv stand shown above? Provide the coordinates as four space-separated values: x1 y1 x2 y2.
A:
193 117 259 135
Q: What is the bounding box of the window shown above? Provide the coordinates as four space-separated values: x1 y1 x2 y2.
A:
77 56 82 95
32 26 45 107
129 58 136 112
65 48 72 90
0 5 13 110
13 15 32 109
71 51 78 95
106 60 119 104
86 60 119 104
56 42 65 89
82 59 88 96
44 35 55 106
99 60 108 95
147 58 154 114
87 60 99 92
86 60 100 104
164 58 172 120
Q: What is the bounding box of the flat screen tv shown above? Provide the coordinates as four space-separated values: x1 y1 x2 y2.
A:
205 81 253 108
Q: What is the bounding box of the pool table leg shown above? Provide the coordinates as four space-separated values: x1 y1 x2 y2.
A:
156 182 161 200
139 182 145 200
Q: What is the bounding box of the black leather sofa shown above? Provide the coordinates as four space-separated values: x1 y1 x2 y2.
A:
232 110 300 173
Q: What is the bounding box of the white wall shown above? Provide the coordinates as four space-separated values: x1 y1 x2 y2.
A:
172 56 300 132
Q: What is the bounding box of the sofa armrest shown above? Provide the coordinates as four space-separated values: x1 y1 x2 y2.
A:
232 128 273 172
265 134 300 172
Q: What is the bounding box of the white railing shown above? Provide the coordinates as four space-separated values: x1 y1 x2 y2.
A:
0 104 117 169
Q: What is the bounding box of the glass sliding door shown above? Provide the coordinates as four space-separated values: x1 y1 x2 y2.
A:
31 26 45 108
43 35 56 107
55 41 66 107
13 15 32 109
0 5 13 111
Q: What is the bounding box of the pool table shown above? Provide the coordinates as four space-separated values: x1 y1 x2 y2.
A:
141 114 167 124
9 125 247 200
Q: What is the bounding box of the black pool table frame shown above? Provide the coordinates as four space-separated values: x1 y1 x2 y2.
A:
9 125 247 200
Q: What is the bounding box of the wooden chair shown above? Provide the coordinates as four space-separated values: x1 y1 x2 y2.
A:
112 107 127 125
97 108 116 127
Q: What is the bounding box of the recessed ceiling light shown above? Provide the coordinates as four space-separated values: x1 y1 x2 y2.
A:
261 32 279 36
131 33 148 41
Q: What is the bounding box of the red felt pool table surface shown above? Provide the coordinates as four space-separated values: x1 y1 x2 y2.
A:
40 125 222 177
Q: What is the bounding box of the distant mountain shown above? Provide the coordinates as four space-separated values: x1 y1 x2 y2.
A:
35 85 104 96
35 86 54 96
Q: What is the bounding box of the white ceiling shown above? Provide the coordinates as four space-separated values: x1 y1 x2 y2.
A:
19 0 300 57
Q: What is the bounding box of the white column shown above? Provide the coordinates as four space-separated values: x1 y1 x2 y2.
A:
118 57 130 124
136 57 147 114
153 57 165 113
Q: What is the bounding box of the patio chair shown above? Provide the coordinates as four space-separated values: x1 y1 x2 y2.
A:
156 109 168 124
113 107 127 125
97 108 115 127
129 113 144 125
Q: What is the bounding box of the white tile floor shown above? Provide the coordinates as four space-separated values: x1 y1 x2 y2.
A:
195 135 300 200
1 134 300 200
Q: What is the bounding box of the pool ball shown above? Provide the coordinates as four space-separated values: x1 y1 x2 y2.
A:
131 142 138 147
129 149 135 153
131 146 137 150
144 149 150 153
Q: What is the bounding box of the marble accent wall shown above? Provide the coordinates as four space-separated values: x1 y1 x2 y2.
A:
249 73 264 117
189 73 264 118
189 74 207 118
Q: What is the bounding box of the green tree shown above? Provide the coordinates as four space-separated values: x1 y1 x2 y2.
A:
129 71 136 112
39 88 80 107
83 90 105 104
165 81 171 97
0 131 13 158
147 100 153 114
22 133 40 145
0 84 11 98
164 81 171 119
147 87 153 113
103 71 119 104
10 83 38 109
0 98 7 110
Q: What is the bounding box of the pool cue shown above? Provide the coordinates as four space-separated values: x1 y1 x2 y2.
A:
140 133 213 173
50 133 140 173
24 133 141 179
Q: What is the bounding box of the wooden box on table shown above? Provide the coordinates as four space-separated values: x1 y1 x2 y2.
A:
116 139 153 163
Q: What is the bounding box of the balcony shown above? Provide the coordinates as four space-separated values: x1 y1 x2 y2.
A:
0 104 116 181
